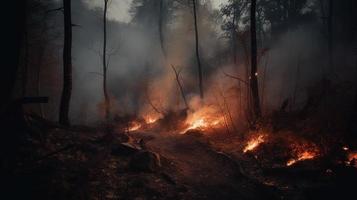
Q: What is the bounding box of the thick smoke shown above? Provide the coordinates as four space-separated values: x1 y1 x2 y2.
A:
34 0 354 126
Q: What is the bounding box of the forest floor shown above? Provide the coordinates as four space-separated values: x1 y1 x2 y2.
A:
7 115 357 200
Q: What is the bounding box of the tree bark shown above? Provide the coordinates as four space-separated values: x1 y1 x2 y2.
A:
250 0 261 120
192 0 204 99
327 0 333 75
59 0 72 126
159 0 167 59
103 0 110 121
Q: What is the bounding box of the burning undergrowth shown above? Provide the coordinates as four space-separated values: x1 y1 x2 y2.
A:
240 129 323 168
116 96 228 135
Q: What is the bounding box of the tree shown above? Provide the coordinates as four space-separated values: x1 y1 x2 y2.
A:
103 0 110 121
59 0 72 126
159 0 167 58
192 0 204 99
250 0 261 120
327 0 333 74
259 0 313 40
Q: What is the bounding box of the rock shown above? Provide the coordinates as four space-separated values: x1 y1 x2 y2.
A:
129 151 161 172
111 143 140 156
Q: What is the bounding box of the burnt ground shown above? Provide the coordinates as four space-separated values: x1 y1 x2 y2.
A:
3 115 357 200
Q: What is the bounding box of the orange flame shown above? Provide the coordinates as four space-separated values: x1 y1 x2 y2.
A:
286 150 317 166
128 121 141 132
347 152 357 168
243 134 266 153
180 105 224 134
144 115 159 124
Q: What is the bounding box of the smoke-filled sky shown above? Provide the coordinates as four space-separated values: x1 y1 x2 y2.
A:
83 0 228 22
42 0 354 125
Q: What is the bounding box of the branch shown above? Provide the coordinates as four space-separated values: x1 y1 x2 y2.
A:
46 7 63 14
222 70 249 86
171 65 189 109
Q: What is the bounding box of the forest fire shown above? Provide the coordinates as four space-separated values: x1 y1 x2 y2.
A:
243 134 266 153
144 115 159 124
128 121 142 132
286 150 318 166
180 108 225 134
347 152 357 168
181 117 223 133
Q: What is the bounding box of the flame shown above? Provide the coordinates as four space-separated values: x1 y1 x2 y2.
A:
181 117 224 133
286 150 317 166
144 115 159 124
243 134 266 153
128 121 141 132
180 106 225 134
347 152 357 168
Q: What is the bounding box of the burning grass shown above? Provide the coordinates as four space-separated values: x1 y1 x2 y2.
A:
346 152 357 168
180 104 225 134
243 134 267 153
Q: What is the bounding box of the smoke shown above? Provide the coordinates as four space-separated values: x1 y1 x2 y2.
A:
35 0 354 126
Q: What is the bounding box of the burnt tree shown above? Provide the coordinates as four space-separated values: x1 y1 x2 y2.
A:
250 0 261 120
192 0 204 99
103 0 111 121
59 0 72 125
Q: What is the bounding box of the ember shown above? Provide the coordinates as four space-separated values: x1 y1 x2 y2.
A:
144 115 159 124
128 121 141 132
181 117 224 133
243 134 266 153
180 105 224 134
347 152 357 168
286 150 317 166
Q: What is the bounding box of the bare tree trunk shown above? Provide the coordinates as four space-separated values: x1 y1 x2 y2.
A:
103 0 110 121
192 0 204 99
232 4 237 65
159 0 166 59
328 0 333 75
22 20 28 97
59 0 72 126
250 0 261 121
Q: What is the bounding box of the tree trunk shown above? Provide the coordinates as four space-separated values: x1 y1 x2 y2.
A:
158 0 166 59
192 0 204 99
59 0 72 125
103 0 110 121
250 0 261 121
327 0 333 75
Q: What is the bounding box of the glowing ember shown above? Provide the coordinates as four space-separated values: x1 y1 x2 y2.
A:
243 134 265 153
181 117 224 133
144 115 159 124
347 152 357 168
286 150 317 166
128 122 141 132
180 104 225 134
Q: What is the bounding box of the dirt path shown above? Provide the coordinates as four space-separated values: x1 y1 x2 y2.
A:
135 132 278 200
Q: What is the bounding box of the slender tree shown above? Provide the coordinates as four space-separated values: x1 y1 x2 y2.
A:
158 0 166 58
250 0 261 120
192 0 204 99
59 0 72 125
103 0 111 121
327 0 333 74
